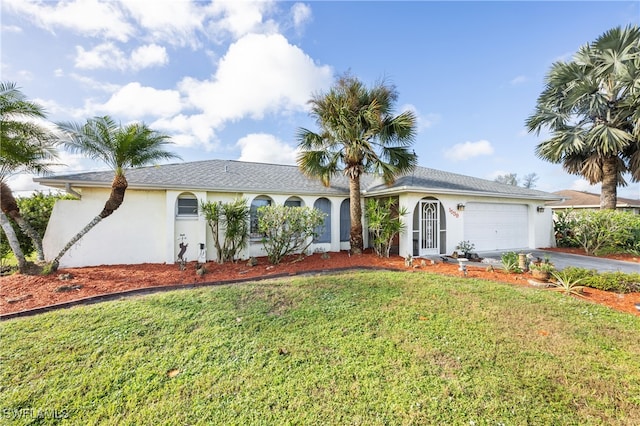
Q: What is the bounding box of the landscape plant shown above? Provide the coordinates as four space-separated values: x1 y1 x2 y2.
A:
0 191 76 269
51 116 180 271
0 81 58 271
200 198 250 263
571 209 633 255
257 204 325 264
365 198 407 257
500 251 522 273
455 240 475 259
559 267 640 293
297 73 418 254
526 25 640 209
553 209 579 248
549 270 587 297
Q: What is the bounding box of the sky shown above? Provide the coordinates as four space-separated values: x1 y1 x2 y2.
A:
2 0 639 199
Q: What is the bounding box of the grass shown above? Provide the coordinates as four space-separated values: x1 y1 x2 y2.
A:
1 270 639 425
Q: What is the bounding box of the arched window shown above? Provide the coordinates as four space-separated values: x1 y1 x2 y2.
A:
313 198 332 243
284 197 303 207
340 199 350 242
176 193 198 217
250 195 272 237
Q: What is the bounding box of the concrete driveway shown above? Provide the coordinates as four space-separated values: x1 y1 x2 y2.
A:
476 249 639 274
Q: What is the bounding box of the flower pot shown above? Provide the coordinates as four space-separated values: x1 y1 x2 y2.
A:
531 269 550 281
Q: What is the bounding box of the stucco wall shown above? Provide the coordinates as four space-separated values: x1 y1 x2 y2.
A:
43 188 167 267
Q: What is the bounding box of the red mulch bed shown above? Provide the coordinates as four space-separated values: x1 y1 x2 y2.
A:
1 249 639 318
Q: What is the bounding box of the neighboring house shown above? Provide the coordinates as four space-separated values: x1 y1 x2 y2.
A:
35 159 560 268
546 190 640 215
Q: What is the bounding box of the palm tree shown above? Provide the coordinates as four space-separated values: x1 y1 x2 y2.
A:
51 116 180 271
0 81 58 270
297 74 417 254
526 25 640 209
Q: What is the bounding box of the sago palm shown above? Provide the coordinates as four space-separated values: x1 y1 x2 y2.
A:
297 74 417 253
51 115 180 270
526 25 640 209
0 81 58 270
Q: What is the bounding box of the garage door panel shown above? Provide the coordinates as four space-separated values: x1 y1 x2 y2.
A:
463 203 528 251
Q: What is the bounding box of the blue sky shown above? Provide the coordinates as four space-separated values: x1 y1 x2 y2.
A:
2 0 639 199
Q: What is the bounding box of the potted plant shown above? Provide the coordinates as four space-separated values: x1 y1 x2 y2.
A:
530 260 555 281
455 240 475 260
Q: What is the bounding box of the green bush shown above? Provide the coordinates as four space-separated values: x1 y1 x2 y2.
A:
1 191 75 260
559 267 640 294
365 198 408 258
570 210 636 255
201 198 250 263
501 251 522 273
553 209 579 247
258 205 325 264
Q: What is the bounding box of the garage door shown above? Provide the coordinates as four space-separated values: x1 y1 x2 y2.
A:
463 203 528 251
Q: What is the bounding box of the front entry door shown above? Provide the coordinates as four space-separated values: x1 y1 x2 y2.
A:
419 201 439 255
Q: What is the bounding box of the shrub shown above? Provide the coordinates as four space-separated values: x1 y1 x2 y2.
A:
201 198 250 263
258 205 325 264
455 240 475 258
1 191 75 261
571 210 634 255
549 271 586 297
553 209 579 247
559 267 640 294
501 251 522 273
365 198 408 258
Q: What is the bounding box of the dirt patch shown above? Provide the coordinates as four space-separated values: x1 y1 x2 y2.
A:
1 250 638 317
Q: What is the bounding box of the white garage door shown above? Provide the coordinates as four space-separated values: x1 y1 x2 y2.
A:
463 203 528 251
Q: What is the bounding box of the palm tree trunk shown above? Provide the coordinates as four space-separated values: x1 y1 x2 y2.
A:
50 174 128 271
50 215 103 271
349 176 364 254
100 174 128 218
600 156 618 210
0 182 45 262
0 210 26 273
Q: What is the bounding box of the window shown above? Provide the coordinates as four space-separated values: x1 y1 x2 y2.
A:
313 198 331 243
177 194 198 217
250 196 272 237
340 199 350 242
284 197 303 207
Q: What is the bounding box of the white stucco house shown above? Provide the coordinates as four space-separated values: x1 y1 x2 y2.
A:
35 159 560 268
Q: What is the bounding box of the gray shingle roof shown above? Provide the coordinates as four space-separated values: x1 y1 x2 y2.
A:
365 166 559 200
35 159 559 200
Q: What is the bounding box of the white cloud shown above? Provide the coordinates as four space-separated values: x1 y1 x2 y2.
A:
75 43 127 70
151 114 221 150
236 133 298 165
570 179 600 193
3 0 134 42
509 75 527 85
119 0 204 47
74 43 167 71
291 3 312 32
444 140 494 161
401 104 440 131
130 44 168 70
174 32 331 144
97 82 182 119
207 1 278 40
2 24 22 33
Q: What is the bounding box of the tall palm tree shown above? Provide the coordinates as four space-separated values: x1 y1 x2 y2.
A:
526 25 640 209
51 115 180 271
297 74 417 254
0 81 58 269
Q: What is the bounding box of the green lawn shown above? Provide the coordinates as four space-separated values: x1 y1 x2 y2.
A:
1 271 639 425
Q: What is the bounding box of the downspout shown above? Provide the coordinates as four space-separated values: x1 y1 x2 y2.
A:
65 183 82 199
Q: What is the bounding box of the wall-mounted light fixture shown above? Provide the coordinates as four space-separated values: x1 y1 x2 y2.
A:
457 203 465 211
537 206 545 213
